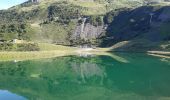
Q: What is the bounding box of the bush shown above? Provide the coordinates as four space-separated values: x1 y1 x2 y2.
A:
0 42 40 51
87 16 104 26
0 23 31 41
0 43 14 51
47 2 83 24
17 43 40 51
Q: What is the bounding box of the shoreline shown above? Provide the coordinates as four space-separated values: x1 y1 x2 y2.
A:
0 47 170 61
0 50 75 61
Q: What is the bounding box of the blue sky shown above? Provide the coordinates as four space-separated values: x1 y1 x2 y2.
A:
0 0 27 10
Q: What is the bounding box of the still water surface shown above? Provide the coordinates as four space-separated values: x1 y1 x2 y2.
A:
0 53 169 100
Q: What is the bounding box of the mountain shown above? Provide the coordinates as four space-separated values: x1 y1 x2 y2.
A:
103 5 170 51
0 0 170 51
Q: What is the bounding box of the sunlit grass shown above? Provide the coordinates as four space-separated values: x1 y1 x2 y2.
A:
71 1 104 8
0 42 128 62
0 50 75 61
0 43 77 61
38 43 76 51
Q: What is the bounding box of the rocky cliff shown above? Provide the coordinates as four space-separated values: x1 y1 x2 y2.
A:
102 5 170 51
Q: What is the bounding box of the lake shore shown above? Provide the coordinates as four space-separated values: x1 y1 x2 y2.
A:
0 43 170 61
0 43 78 61
0 50 76 61
0 47 111 61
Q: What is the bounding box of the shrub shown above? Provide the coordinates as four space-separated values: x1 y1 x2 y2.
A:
17 43 40 51
47 2 83 24
88 16 104 26
0 43 14 51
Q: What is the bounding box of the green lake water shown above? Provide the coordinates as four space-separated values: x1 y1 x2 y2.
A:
0 53 170 100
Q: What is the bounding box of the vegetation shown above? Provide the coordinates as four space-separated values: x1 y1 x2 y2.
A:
0 0 170 53
0 1 155 41
47 2 83 23
88 15 104 26
0 42 40 51
0 43 15 51
38 43 76 51
0 50 71 61
17 43 39 51
0 42 79 61
0 23 32 41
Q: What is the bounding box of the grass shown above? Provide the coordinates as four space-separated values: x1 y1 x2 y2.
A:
14 0 136 16
0 42 128 62
71 1 105 8
14 0 107 15
0 43 77 61
0 50 73 61
38 43 76 51
0 41 169 61
0 42 111 61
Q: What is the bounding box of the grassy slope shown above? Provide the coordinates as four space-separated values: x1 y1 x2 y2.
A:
0 0 146 44
13 0 144 15
0 41 169 61
0 0 140 61
38 43 76 51
103 3 170 52
13 0 107 15
0 50 70 61
0 42 130 62
0 43 77 61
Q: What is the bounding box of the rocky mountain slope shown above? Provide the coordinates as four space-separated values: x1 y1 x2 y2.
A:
0 0 170 51
102 5 170 51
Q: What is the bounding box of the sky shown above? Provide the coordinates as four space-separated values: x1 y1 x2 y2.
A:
0 0 27 10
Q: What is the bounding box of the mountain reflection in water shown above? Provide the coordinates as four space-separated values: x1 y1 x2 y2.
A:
0 53 169 100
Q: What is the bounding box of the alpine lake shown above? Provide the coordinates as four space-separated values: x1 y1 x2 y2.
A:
0 52 170 100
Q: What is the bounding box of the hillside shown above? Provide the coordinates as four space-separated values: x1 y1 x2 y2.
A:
102 4 170 51
0 0 170 51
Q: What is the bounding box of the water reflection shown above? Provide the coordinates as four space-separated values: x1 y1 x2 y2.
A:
0 53 169 100
0 90 26 100
71 61 106 84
